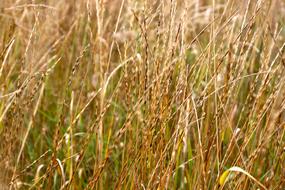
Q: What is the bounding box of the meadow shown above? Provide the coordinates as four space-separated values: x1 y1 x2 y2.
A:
0 0 285 189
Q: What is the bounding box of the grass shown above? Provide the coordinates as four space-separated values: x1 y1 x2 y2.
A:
0 0 285 189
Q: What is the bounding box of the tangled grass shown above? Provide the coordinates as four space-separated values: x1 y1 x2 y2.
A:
0 0 285 189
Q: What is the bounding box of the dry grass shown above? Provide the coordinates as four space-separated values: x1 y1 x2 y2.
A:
0 0 285 189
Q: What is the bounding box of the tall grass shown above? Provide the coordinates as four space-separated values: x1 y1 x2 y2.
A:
0 0 284 189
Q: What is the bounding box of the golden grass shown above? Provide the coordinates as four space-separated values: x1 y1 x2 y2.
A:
0 0 285 189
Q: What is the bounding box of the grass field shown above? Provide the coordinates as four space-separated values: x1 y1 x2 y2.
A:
0 0 285 189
